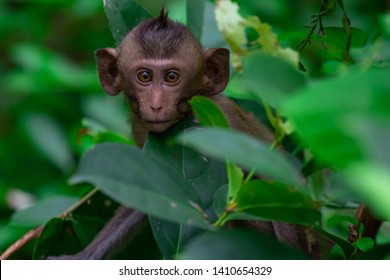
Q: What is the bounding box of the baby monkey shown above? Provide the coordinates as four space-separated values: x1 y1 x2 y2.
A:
48 9 325 260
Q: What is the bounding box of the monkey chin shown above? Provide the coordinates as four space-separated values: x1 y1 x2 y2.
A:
144 120 176 133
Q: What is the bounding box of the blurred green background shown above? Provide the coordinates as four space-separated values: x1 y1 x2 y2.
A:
0 0 386 256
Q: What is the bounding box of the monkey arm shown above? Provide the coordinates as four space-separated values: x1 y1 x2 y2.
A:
47 208 145 260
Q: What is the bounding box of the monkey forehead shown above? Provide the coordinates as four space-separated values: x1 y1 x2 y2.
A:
118 38 202 62
118 57 201 72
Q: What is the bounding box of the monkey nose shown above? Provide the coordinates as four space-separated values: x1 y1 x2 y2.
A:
150 105 163 112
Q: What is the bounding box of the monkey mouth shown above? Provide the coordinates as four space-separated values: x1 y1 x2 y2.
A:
145 120 170 124
145 120 171 125
144 119 175 132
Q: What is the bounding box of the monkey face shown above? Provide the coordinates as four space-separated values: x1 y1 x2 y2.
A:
96 35 229 138
119 57 201 133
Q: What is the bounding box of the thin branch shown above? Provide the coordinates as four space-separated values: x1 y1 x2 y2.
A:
0 226 44 260
296 1 328 53
0 188 99 260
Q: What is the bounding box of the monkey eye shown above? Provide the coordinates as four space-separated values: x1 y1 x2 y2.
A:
164 71 180 83
137 71 153 83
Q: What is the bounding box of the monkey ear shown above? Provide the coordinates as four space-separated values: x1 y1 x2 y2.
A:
203 48 230 96
95 48 121 96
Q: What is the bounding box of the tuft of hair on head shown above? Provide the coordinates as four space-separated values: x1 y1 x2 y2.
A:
119 6 203 60
143 7 172 33
157 7 169 29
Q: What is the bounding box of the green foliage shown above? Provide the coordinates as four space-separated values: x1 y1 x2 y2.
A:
10 197 79 228
283 68 390 168
103 0 152 43
189 96 230 128
69 142 213 230
228 51 307 107
179 229 307 260
235 180 320 225
1 0 389 260
179 128 302 186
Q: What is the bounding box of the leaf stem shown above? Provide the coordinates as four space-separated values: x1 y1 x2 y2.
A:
213 211 229 228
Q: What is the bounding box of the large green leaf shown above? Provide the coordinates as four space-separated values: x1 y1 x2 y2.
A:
186 0 206 41
226 51 307 106
10 197 79 228
180 229 307 259
342 163 390 220
321 27 368 60
282 68 390 168
189 96 244 203
178 128 302 187
199 1 227 49
344 116 390 168
234 180 320 224
69 143 213 230
145 117 227 209
144 116 227 258
104 0 152 43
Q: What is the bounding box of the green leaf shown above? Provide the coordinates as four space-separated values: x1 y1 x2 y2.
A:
180 229 307 259
321 27 367 59
34 218 86 260
186 0 205 41
344 116 390 168
329 244 346 260
213 184 229 217
148 217 201 260
282 68 390 168
148 218 181 259
93 131 133 145
189 96 229 128
315 226 355 259
326 214 356 227
69 143 213 230
145 117 227 208
189 96 242 208
234 180 320 224
226 162 244 202
178 128 302 187
199 1 226 49
342 163 390 220
81 95 129 137
356 237 374 252
71 215 108 247
212 184 260 222
227 51 307 106
23 113 75 172
104 0 152 43
144 117 227 258
6 44 99 95
10 197 79 228
80 118 133 146
355 244 390 260
33 218 67 260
